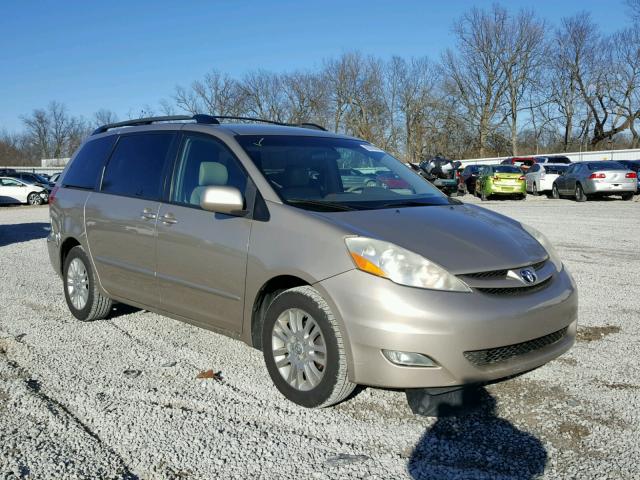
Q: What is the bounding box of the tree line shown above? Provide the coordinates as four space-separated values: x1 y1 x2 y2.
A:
3 2 640 166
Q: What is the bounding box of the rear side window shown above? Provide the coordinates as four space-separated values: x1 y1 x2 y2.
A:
63 136 116 189
544 165 568 174
102 133 175 200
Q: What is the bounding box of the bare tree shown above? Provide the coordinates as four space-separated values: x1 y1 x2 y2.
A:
239 70 287 122
499 9 546 155
443 5 510 157
21 102 88 159
557 13 635 147
174 70 244 116
609 27 640 147
94 109 118 127
281 71 330 125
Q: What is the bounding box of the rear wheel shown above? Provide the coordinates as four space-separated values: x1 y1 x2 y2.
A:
551 184 560 199
63 246 112 321
27 192 43 206
262 286 355 408
575 183 588 202
622 192 634 201
532 182 539 196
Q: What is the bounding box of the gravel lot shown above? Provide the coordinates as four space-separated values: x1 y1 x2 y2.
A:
1 195 639 479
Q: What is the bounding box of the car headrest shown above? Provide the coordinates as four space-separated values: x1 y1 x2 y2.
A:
199 162 228 186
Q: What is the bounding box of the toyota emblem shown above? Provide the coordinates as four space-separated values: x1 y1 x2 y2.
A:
520 269 537 284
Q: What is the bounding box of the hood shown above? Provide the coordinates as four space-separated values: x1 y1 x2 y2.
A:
316 204 547 274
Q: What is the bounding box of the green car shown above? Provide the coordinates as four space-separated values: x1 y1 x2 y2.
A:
476 165 526 201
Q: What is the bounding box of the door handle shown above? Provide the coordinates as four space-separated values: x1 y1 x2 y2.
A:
160 213 178 225
141 208 157 220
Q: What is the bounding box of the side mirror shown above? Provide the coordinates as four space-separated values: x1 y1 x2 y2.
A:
200 186 247 216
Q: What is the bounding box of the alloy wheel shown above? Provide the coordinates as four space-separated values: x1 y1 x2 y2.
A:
66 258 89 310
28 193 42 205
271 308 327 391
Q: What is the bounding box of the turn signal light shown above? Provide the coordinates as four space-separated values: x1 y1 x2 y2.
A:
589 173 606 179
518 176 525 180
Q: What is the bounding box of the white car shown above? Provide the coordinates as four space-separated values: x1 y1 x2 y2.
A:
0 177 49 205
525 163 569 196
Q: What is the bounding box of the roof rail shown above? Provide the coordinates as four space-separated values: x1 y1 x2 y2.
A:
92 115 220 135
92 114 327 135
208 116 327 131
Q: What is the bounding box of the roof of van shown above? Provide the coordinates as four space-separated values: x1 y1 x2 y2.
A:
92 115 361 141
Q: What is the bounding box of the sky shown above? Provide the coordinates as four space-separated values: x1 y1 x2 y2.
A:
0 0 632 132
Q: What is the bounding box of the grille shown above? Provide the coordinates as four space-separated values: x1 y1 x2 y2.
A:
464 327 568 366
462 259 547 280
476 276 552 296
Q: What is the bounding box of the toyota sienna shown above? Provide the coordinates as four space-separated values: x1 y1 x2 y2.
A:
47 115 577 412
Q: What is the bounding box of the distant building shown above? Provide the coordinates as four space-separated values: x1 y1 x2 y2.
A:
41 158 71 167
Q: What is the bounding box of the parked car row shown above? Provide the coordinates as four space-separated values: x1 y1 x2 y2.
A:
0 169 62 206
457 158 638 201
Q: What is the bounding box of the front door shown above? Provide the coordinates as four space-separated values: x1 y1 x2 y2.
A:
85 131 176 307
156 132 252 333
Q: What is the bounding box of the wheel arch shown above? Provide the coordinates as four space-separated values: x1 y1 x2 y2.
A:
60 237 81 273
250 275 310 350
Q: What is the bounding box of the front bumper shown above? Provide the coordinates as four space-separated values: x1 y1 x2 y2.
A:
316 267 577 389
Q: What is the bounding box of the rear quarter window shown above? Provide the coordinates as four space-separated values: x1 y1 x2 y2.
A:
101 132 175 200
63 136 117 190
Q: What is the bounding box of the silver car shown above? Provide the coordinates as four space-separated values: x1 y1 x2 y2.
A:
47 115 577 413
552 161 637 201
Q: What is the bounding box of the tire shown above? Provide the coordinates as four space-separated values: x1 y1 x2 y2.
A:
262 286 355 408
551 184 560 199
63 246 112 321
518 193 526 201
27 192 43 206
621 192 634 201
575 183 587 202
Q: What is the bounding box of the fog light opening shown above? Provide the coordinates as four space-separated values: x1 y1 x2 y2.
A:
382 350 438 367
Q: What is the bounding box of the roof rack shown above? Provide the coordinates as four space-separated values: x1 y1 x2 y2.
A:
92 114 327 135
210 116 327 130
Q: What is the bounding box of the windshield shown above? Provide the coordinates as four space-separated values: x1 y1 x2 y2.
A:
34 174 50 183
236 135 451 211
493 165 522 174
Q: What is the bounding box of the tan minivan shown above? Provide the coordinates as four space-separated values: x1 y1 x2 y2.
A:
48 115 577 414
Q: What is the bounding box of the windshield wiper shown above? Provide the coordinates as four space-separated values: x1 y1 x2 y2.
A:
376 200 442 209
286 199 357 211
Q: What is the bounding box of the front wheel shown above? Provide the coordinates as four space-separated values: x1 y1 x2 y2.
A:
551 184 560 199
262 286 355 408
63 246 112 321
27 192 43 205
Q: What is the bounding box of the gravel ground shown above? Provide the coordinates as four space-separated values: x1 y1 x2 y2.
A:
0 195 638 480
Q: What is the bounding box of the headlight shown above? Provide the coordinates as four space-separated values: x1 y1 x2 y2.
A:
344 237 470 292
520 223 563 271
